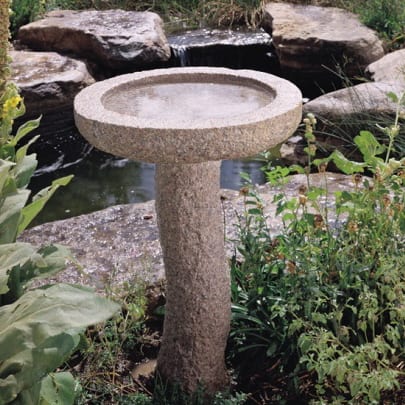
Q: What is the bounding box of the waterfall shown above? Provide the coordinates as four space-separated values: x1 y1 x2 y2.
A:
171 45 190 67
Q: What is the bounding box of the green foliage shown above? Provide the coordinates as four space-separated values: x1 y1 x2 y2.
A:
10 0 91 36
0 82 73 303
0 284 120 404
0 242 70 304
10 0 43 36
355 0 405 47
97 388 247 405
0 84 73 242
230 94 405 403
0 82 120 404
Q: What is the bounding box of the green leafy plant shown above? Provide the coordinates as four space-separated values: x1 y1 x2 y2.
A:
229 93 405 403
10 0 44 36
0 81 74 300
0 284 120 404
0 80 120 403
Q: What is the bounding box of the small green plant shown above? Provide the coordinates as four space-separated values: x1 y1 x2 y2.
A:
229 93 405 403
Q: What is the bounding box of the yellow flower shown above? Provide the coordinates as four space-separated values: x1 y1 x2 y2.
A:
2 95 22 117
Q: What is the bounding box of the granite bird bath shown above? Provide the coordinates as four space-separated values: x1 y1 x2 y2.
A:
74 67 302 393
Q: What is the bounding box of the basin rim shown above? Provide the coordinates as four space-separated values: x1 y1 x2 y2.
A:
74 67 301 130
74 67 303 163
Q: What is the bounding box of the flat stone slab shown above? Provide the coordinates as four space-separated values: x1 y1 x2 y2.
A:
20 173 355 290
10 50 94 115
168 28 276 71
303 82 404 119
169 28 272 48
17 10 171 72
262 2 384 75
366 49 405 88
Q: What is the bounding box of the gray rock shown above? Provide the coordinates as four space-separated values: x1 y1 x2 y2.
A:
303 82 404 119
20 173 355 290
262 2 384 76
10 50 94 115
366 49 405 88
17 10 171 72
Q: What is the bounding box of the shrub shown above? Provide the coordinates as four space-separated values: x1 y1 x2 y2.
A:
229 94 405 403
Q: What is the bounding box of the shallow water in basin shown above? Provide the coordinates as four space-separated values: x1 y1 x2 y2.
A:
104 82 273 122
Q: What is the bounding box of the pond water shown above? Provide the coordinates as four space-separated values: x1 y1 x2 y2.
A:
30 146 267 226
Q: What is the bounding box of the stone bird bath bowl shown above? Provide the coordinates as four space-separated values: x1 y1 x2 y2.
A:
74 67 302 393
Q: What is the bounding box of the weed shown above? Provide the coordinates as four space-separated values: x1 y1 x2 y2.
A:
72 275 149 404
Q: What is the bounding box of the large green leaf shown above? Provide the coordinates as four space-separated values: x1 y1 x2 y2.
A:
14 371 78 405
0 284 120 404
0 160 15 194
2 333 80 405
0 243 71 298
18 244 72 286
10 117 41 147
15 136 39 164
18 175 73 235
0 243 38 295
0 190 30 244
330 150 366 175
14 153 38 189
38 372 78 405
354 130 386 162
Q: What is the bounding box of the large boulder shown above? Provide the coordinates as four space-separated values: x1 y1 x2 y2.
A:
262 3 384 77
10 49 94 116
17 10 171 74
300 81 404 162
303 82 404 119
303 48 405 129
366 49 405 88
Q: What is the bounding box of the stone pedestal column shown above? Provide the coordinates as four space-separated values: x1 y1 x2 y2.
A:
155 161 230 394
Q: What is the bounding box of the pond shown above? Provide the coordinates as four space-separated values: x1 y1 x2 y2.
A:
29 131 269 225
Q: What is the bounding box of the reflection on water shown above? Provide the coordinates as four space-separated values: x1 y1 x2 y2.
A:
104 82 273 122
30 148 266 226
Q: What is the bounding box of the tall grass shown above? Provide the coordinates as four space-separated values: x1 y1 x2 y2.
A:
11 0 404 46
10 0 265 34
